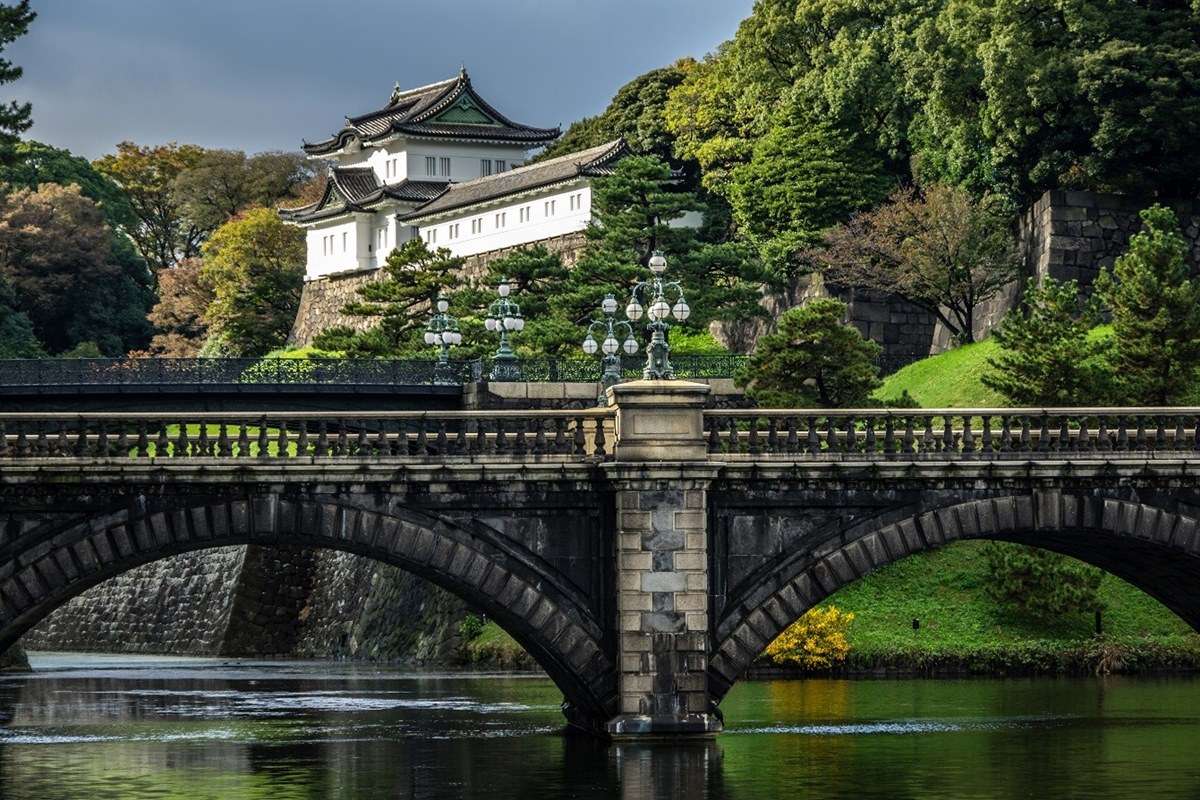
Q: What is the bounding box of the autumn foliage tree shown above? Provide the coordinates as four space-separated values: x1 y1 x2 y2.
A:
141 258 213 356
0 183 148 354
814 184 1021 344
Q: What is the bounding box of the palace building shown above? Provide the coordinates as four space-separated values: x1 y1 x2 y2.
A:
282 69 635 281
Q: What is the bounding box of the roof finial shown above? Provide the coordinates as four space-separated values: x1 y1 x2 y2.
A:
459 63 468 80
390 81 403 104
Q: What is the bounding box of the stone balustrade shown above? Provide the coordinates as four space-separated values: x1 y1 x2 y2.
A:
704 408 1200 458
0 410 615 460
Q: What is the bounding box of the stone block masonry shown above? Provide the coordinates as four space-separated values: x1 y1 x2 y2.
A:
289 231 587 347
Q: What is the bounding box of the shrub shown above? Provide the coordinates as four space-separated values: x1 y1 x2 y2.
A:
458 613 486 642
764 605 855 669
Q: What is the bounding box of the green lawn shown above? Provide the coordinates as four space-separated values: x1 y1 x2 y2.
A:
824 540 1192 658
875 338 1006 408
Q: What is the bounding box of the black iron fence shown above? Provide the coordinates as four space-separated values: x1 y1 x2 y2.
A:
0 355 750 387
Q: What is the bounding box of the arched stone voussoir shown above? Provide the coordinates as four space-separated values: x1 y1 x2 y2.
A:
0 493 617 725
709 494 1200 705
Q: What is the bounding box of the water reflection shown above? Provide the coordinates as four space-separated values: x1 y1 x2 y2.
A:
0 654 1195 799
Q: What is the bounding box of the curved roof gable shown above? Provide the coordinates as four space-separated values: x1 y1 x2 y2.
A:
303 70 559 156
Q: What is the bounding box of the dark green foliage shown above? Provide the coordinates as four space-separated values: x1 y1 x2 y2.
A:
553 155 770 354
984 543 1104 621
314 238 465 358
535 62 693 169
0 1 33 164
0 141 137 230
983 278 1110 405
456 245 572 357
0 141 153 354
1095 204 1200 405
0 272 38 357
727 105 893 279
457 613 486 642
738 298 881 407
668 0 1200 206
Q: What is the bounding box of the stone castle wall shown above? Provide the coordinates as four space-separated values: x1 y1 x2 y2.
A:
288 231 588 347
24 544 474 665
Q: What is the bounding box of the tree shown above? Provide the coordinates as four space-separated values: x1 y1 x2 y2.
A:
0 183 147 355
314 237 465 357
1095 204 1200 405
199 207 304 357
727 103 893 281
0 271 38 357
140 258 213 356
94 142 206 272
738 298 881 407
0 141 154 352
0 141 137 230
0 1 34 164
174 149 313 234
983 278 1111 406
984 543 1103 622
553 155 770 351
665 0 926 199
538 61 695 169
456 245 572 357
909 0 1200 200
814 183 1020 344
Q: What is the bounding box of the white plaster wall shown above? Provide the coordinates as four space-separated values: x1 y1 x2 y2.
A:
305 218 360 279
405 141 530 183
415 184 592 258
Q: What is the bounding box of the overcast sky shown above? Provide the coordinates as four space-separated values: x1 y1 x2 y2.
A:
10 0 753 160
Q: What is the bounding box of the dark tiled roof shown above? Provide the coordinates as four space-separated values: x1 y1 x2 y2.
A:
279 173 450 224
332 166 381 203
302 71 559 155
401 139 629 221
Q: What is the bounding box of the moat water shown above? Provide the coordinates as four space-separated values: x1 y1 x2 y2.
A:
0 654 1196 799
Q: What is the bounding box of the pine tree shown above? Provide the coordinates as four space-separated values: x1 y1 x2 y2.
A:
314 237 465 357
738 298 881 408
1096 204 1200 405
552 155 770 353
0 1 34 164
983 278 1110 405
984 543 1104 622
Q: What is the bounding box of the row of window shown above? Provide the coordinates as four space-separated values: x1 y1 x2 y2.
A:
417 156 521 179
320 232 349 257
421 192 586 245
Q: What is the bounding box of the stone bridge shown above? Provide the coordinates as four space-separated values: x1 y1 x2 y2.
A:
1 381 1199 737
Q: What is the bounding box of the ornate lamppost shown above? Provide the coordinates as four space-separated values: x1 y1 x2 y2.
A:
582 293 639 404
625 250 690 379
424 294 462 384
484 277 525 381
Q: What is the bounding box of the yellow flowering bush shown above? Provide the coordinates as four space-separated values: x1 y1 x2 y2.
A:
764 606 855 669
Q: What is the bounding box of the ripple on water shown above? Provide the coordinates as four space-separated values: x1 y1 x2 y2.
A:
731 716 1072 736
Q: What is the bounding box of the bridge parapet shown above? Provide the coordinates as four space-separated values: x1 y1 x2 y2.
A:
704 408 1200 459
0 409 615 461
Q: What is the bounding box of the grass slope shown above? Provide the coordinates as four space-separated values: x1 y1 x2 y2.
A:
875 338 1005 408
832 333 1199 672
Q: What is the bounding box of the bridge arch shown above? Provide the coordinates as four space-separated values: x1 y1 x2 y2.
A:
0 493 616 729
709 493 1200 704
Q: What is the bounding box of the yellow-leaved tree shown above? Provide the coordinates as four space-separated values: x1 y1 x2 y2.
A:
764 606 855 670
